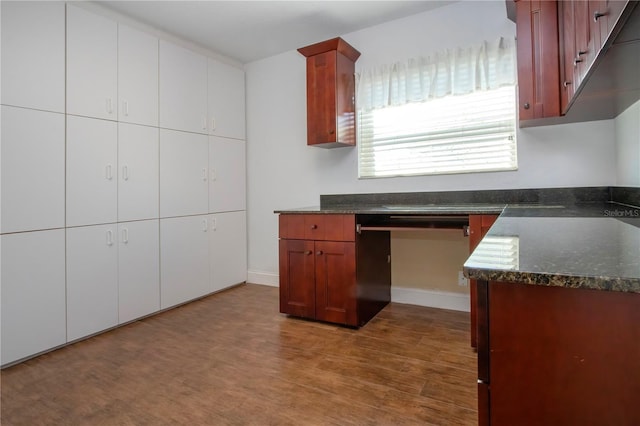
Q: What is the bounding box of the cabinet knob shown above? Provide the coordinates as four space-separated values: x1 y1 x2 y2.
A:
574 58 583 66
578 50 587 56
523 103 530 110
594 11 606 21
328 129 335 135
316 250 323 256
305 250 312 255
310 224 318 229
563 81 572 88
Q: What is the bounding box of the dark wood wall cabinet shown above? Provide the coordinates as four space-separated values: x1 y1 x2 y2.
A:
476 280 640 425
513 0 639 127
279 214 390 327
298 38 361 148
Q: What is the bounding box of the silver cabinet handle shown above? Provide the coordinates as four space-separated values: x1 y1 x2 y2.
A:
594 11 606 21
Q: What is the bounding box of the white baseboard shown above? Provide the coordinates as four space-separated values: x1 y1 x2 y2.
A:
247 272 469 312
247 270 279 287
391 286 470 312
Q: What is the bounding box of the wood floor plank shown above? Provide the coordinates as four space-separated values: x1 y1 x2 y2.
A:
1 284 477 425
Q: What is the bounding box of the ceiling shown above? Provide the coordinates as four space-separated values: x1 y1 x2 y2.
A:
95 1 454 64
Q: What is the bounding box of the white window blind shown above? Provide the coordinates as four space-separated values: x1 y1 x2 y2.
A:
358 86 517 177
356 37 517 178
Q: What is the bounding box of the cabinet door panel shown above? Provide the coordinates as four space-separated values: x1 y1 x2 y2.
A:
209 137 246 213
66 115 118 227
159 40 208 134
516 0 560 120
1 106 65 233
208 58 246 140
118 24 159 126
210 211 247 292
315 241 356 325
160 216 210 309
118 123 159 222
67 224 118 341
1 1 65 112
279 239 315 318
118 220 160 324
306 52 337 145
159 129 209 218
1 230 66 366
66 4 117 120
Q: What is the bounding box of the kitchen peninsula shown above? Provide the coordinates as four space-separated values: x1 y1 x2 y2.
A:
277 186 640 425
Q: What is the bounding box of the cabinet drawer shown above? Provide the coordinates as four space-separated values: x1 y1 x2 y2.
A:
279 214 355 241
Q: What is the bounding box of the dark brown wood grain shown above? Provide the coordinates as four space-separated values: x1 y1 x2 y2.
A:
279 214 389 327
279 239 315 318
516 0 561 121
468 215 498 349
486 281 640 425
355 230 392 327
298 37 360 148
1 284 478 425
314 241 357 325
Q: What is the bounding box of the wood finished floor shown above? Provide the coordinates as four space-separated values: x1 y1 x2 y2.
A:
1 284 477 426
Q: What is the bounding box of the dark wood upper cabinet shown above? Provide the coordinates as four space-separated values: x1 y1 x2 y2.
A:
516 0 639 127
298 38 360 149
515 0 561 121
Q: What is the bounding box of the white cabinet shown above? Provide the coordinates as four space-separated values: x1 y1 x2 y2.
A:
66 4 117 120
1 1 65 113
118 123 159 222
1 230 66 366
118 24 159 127
1 106 65 233
160 215 210 309
159 40 208 134
66 224 118 341
209 136 246 213
159 129 209 218
209 211 247 292
118 220 160 324
208 59 246 140
66 115 117 227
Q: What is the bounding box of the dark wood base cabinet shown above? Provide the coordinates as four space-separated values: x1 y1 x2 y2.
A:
476 280 640 425
279 214 391 327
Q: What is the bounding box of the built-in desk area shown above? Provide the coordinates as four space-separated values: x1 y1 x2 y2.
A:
276 186 640 425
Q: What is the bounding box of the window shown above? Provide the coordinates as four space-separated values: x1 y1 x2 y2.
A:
356 38 517 178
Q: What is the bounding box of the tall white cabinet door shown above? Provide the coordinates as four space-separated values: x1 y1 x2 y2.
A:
67 4 117 120
67 116 117 227
208 59 246 140
209 137 246 213
66 224 118 342
118 220 160 324
159 40 208 134
118 123 159 222
1 230 66 366
118 24 159 127
209 211 247 293
1 106 65 233
1 1 65 112
159 129 208 218
160 215 210 309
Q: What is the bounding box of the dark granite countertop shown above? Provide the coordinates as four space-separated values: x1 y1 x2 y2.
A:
274 203 506 215
464 202 640 293
275 187 640 294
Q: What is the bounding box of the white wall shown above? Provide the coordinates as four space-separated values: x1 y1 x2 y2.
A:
245 1 618 283
616 100 640 186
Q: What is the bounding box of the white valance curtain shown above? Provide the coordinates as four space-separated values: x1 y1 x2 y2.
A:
356 37 516 112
